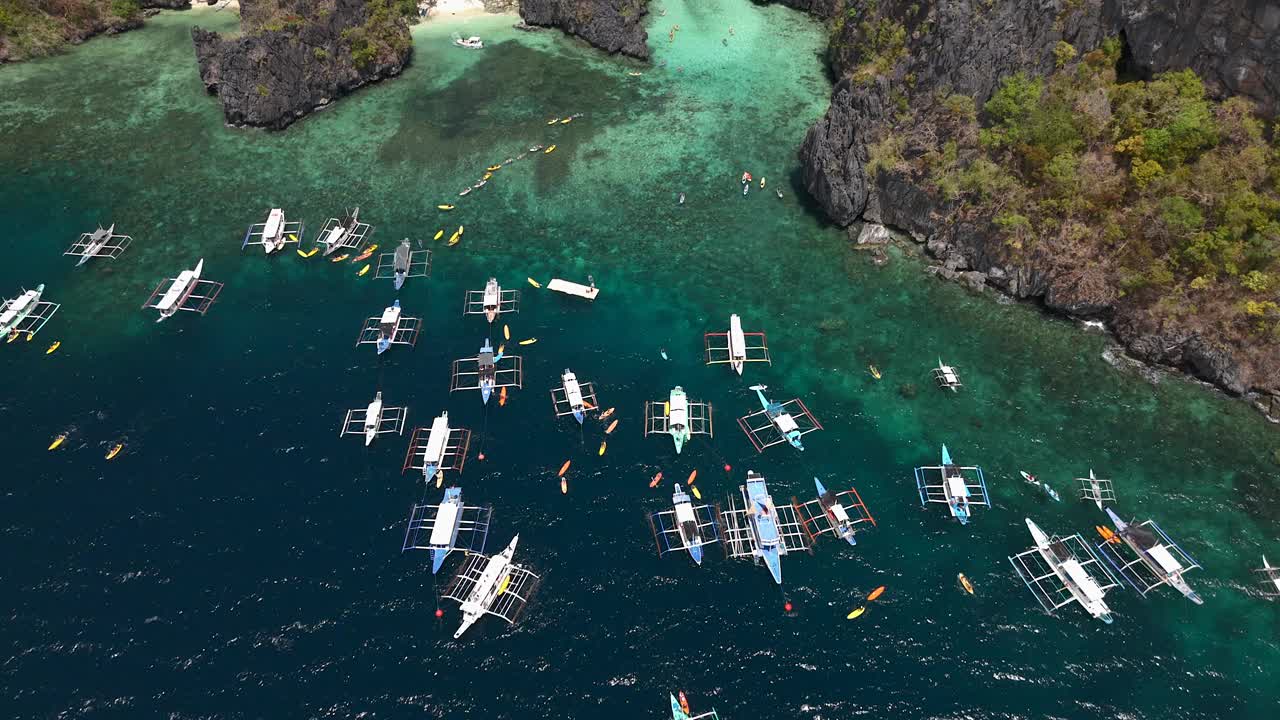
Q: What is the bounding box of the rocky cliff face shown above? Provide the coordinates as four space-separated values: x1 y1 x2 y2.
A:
192 0 411 130
0 0 188 63
519 0 650 59
797 0 1280 413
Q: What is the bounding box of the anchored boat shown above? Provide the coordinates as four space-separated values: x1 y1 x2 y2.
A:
1097 508 1203 605
914 444 990 525
465 278 519 323
339 390 408 445
143 260 223 322
402 486 493 574
648 483 720 566
718 471 811 585
442 535 541 639
402 411 472 484
451 339 523 405
738 384 822 453
644 386 713 454
1009 518 1121 623
66 224 131 266
796 477 876 546
551 369 597 424
704 313 770 375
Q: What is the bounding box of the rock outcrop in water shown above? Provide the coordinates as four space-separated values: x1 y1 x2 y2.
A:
192 0 412 130
793 0 1280 417
518 0 650 59
0 0 189 63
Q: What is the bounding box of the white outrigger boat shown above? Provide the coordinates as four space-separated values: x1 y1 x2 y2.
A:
795 477 876 547
644 386 712 454
375 238 430 290
932 358 962 391
1009 518 1121 623
242 208 303 254
65 224 131 266
451 339 523 405
1256 556 1280 598
704 314 770 375
737 384 822 453
442 535 541 639
2 284 60 341
339 391 408 445
402 411 472 484
719 471 810 585
318 207 373 256
550 369 597 424
1097 508 1203 605
914 444 990 525
142 259 223 322
463 277 519 323
402 486 493 574
1076 469 1115 510
355 299 421 354
648 483 720 566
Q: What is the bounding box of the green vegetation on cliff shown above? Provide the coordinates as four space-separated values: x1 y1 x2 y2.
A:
898 40 1280 337
0 0 141 62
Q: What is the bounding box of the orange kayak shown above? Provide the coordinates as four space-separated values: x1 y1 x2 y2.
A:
687 469 698 485
649 472 663 488
867 585 886 602
499 387 508 407
599 407 615 420
605 419 618 434
558 460 571 477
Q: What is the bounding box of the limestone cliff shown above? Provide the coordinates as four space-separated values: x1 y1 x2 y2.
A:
192 0 412 130
0 0 189 63
794 0 1280 416
518 0 650 59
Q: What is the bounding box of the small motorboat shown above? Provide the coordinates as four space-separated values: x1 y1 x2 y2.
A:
454 35 483 49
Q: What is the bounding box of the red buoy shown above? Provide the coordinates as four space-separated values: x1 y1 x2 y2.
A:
434 608 443 618
723 463 731 472
478 452 486 461
784 601 793 612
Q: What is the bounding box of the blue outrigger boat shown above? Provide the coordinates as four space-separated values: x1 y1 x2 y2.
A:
719 471 811 584
1097 508 1203 605
736 384 822 453
914 444 990 525
402 486 492 574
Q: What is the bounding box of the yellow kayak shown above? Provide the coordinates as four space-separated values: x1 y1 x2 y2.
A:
503 324 510 340
487 165 502 172
547 117 560 125
48 434 66 451
296 248 309 258
448 235 461 247
847 607 866 620
598 441 607 456
330 254 349 263
560 117 572 124
663 401 670 416
498 343 505 355
46 341 61 355
483 172 493 181
691 485 702 500
357 264 370 277
7 331 18 343
438 204 454 211
288 233 298 242
869 365 881 379
528 277 541 288
958 573 975 595
433 230 444 240
518 338 537 346
105 443 123 460
497 574 511 594
545 145 557 154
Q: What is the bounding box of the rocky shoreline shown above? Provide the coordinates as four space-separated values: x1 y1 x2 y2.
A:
0 1 193 64
518 0 650 59
789 0 1280 421
192 0 412 130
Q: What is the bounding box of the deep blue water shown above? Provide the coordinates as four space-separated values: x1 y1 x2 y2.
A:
1 4 1278 719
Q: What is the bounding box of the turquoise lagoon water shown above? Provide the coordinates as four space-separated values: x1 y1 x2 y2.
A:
0 2 1278 718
